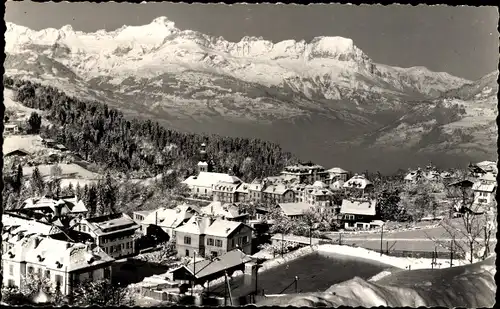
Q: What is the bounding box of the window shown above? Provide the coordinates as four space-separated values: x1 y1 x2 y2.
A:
89 270 94 281
45 270 50 279
184 236 192 245
242 236 249 245
28 266 34 274
185 249 190 257
8 279 15 287
126 242 130 249
207 238 214 246
55 275 63 291
110 246 114 253
211 251 218 258
205 189 207 194
9 264 14 276
38 268 42 278
231 239 235 247
104 267 111 279
215 239 222 247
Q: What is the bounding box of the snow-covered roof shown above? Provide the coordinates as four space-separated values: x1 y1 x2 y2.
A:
182 172 242 188
142 205 196 229
201 202 248 219
277 202 314 217
3 234 114 272
263 184 291 195
343 175 373 189
2 214 61 236
78 213 139 236
312 181 328 188
204 219 244 237
329 180 345 191
327 167 348 174
213 181 241 193
340 199 377 216
235 183 250 193
174 216 212 235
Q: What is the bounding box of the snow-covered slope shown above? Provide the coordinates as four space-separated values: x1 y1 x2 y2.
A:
257 256 496 307
4 17 495 172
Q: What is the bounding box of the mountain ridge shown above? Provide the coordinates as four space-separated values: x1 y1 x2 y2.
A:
3 18 496 172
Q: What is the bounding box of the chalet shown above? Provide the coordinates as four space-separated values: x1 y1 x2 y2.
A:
4 124 19 134
2 213 62 254
4 148 30 158
340 199 377 230
280 162 329 184
276 202 315 220
404 168 424 183
303 181 333 206
139 204 199 239
15 196 88 219
200 201 249 223
476 161 498 175
174 216 253 258
343 174 374 197
326 167 349 182
262 184 295 204
2 234 114 295
70 213 140 259
472 173 497 212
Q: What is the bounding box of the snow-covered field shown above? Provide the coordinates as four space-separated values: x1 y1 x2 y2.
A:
3 89 44 120
23 163 101 180
3 134 46 154
317 244 469 270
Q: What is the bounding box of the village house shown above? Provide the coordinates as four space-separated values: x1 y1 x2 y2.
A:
247 180 264 203
326 167 349 182
303 181 334 206
2 234 114 295
200 201 250 223
4 123 20 134
174 215 253 258
212 181 241 203
138 204 199 239
262 183 295 204
472 172 497 213
70 213 140 259
2 213 62 255
276 202 315 220
280 162 329 184
339 198 378 230
343 174 374 197
14 196 88 220
476 160 498 175
4 148 31 158
404 168 425 183
132 209 155 224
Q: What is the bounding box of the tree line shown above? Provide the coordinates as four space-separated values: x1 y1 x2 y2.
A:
3 76 296 182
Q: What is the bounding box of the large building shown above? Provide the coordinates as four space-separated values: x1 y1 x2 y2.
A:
280 162 329 184
70 213 140 259
174 215 252 258
2 234 114 295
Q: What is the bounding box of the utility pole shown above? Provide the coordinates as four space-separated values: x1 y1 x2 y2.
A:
224 271 227 306
309 226 312 247
339 232 342 245
386 241 389 255
191 251 196 296
380 224 384 256
294 276 298 293
281 233 284 258
450 239 454 267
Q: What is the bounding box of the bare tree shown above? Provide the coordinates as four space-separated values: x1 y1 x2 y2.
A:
426 179 496 263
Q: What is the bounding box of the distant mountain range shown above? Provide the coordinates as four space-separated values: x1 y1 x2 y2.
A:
4 17 498 172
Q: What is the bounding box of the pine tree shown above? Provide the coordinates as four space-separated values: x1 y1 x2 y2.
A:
31 167 45 197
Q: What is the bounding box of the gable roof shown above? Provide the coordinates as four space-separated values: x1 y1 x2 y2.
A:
174 249 252 279
200 202 248 219
278 202 314 217
174 215 212 235
343 175 373 189
142 205 196 229
204 219 245 237
340 199 377 216
182 172 242 188
327 167 348 174
263 184 290 195
5 148 30 157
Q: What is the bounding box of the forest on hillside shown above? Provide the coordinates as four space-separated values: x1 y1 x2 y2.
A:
3 76 297 182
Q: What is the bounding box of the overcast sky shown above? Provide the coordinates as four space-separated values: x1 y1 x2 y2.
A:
5 2 498 80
